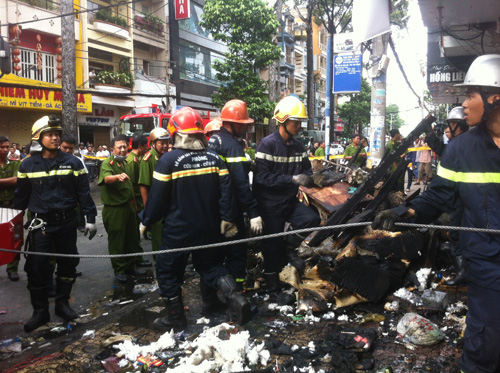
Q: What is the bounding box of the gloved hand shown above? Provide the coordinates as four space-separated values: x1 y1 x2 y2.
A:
313 172 336 187
292 174 315 188
139 223 151 240
221 220 238 238
372 209 402 231
84 223 97 240
250 216 263 236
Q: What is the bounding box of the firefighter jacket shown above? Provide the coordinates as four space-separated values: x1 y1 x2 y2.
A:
253 130 312 215
408 125 500 290
209 127 259 219
140 148 237 248
14 151 97 223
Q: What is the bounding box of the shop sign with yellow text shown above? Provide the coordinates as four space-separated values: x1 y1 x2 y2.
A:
0 86 92 113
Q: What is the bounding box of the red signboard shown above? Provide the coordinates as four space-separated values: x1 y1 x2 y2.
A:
175 0 190 20
336 119 344 132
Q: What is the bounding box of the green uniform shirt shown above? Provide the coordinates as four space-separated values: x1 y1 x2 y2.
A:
386 139 408 174
314 147 325 157
138 147 161 188
0 159 20 204
344 144 366 166
126 151 143 210
98 155 135 206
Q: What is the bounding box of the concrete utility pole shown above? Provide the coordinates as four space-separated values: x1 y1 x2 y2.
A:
61 0 77 139
368 34 389 167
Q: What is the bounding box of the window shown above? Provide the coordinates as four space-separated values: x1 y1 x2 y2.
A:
87 1 100 23
179 2 211 38
17 49 56 83
179 41 223 85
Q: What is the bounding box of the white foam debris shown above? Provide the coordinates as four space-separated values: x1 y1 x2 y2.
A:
322 311 335 320
307 341 315 352
117 359 129 368
304 314 320 323
337 314 349 322
114 330 176 361
416 268 432 291
291 344 300 351
82 330 95 339
168 323 270 372
196 317 210 325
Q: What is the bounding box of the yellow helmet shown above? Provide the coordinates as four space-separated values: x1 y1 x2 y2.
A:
31 115 62 141
149 127 170 142
273 96 307 124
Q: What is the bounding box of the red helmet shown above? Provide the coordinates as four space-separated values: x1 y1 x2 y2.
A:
204 118 222 135
167 107 204 137
219 100 254 124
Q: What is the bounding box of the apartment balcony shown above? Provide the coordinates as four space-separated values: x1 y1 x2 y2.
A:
133 14 166 48
93 20 130 40
277 30 294 44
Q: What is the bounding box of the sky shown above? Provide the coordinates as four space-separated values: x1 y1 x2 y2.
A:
385 0 429 136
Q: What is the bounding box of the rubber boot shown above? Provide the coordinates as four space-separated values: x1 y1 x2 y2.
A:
284 232 306 275
47 278 56 298
444 256 466 286
24 287 50 332
55 278 78 320
200 279 225 316
217 275 252 325
153 295 187 331
263 272 295 305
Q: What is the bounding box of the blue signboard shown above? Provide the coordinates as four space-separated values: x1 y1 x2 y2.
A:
333 53 362 94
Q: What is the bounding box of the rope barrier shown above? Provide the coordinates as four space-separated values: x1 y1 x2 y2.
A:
1 221 500 259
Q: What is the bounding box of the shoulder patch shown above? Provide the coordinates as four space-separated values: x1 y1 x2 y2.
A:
134 156 137 163
143 152 151 161
110 160 114 165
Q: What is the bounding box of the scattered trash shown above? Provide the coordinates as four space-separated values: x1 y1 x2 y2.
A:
101 356 128 373
0 307 7 314
0 338 22 353
358 313 385 324
393 287 423 306
103 335 134 347
82 330 95 339
196 317 210 325
420 289 449 310
415 268 432 291
137 354 163 367
114 330 176 361
133 283 159 294
117 300 134 305
50 326 67 333
396 313 446 345
384 300 399 311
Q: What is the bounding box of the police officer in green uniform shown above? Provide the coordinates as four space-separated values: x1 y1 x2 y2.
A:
99 135 144 282
344 134 367 166
126 134 151 268
0 136 21 281
138 128 170 252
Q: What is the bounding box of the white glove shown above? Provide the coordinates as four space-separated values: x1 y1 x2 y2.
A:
250 216 263 236
139 223 151 240
221 221 238 238
84 223 97 240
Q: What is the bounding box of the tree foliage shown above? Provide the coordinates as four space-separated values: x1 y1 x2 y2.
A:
337 78 371 138
385 104 405 132
201 0 281 121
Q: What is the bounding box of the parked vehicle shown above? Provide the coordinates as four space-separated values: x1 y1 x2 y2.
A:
329 143 345 155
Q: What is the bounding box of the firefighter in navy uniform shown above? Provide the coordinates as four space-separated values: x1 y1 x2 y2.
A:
254 96 321 297
140 107 251 330
372 54 500 373
13 116 97 332
208 100 263 291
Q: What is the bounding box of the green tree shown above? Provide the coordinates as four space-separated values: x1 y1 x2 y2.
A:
386 104 405 132
201 0 281 122
337 78 371 138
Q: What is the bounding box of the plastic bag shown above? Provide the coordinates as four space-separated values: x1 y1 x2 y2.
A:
396 312 445 345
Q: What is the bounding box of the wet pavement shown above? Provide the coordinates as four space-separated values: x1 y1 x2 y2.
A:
0 181 467 372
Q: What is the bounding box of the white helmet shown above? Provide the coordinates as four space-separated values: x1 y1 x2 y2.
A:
455 54 500 91
445 107 465 122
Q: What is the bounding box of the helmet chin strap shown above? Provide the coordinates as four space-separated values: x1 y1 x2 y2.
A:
479 89 500 125
282 121 295 138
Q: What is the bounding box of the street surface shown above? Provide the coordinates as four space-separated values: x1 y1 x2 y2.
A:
0 180 465 372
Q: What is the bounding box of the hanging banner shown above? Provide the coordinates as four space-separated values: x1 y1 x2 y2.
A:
333 53 362 94
175 0 191 20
